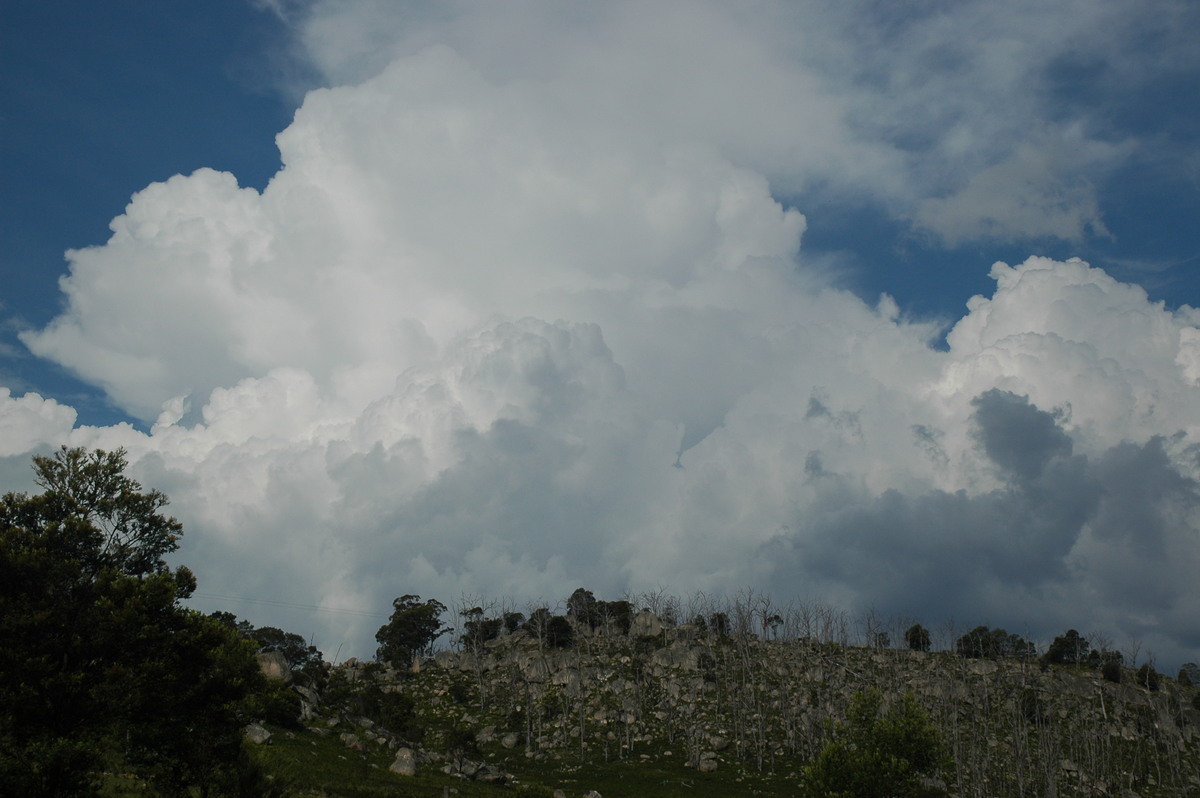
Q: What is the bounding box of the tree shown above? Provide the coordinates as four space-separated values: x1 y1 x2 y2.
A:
567 587 599 628
376 594 448 666
210 612 325 684
1179 662 1199 686
1042 629 1090 666
905 624 932 652
459 606 503 653
802 689 948 797
0 447 268 797
954 626 1035 660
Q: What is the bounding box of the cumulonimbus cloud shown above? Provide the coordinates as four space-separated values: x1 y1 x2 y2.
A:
3 0 1199 665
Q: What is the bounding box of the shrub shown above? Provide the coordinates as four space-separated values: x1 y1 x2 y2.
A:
801 689 948 797
905 624 931 652
1102 660 1122 683
955 626 1035 659
1042 629 1089 666
1137 663 1161 691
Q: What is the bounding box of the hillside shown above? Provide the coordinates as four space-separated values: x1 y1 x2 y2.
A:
250 611 1200 797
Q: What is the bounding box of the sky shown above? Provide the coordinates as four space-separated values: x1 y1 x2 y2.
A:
2 0 1199 668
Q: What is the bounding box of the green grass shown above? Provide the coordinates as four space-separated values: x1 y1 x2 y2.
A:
250 725 555 797
246 723 813 797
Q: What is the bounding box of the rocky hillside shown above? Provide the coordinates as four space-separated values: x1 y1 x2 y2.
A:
258 611 1200 797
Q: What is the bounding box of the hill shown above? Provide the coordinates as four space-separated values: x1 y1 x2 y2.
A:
247 610 1200 797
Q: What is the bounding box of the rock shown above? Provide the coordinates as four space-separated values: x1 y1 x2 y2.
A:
630 610 663 638
474 764 507 783
552 791 567 798
583 791 603 798
390 748 417 777
476 725 497 744
500 732 521 749
293 684 320 720
339 732 366 752
968 660 998 676
257 651 293 684
698 757 718 773
244 722 272 745
709 735 729 751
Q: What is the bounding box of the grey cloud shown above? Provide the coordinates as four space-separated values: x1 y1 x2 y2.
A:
765 401 1199 663
971 389 1073 482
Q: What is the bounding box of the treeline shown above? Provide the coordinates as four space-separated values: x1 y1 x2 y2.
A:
0 448 295 796
3 448 1195 796
371 586 1190 691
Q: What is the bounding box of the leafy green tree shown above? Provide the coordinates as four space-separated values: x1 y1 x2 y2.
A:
905 624 931 652
459 606 503 652
1178 662 1199 686
546 615 574 648
1042 629 1090 665
802 689 949 797
954 625 1035 660
0 447 267 797
567 587 599 628
210 612 325 682
1137 663 1161 691
375 594 448 666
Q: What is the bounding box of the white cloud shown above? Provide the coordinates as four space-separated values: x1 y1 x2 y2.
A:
5 0 1200 666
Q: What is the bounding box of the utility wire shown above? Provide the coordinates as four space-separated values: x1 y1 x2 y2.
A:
190 591 390 620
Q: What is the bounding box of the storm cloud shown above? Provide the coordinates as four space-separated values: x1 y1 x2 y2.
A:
3 0 1198 667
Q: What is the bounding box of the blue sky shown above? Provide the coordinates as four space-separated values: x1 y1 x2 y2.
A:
6 0 1197 427
2 1 1198 667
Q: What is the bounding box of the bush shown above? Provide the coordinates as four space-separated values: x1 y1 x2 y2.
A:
1137 663 1161 691
955 626 1035 659
1102 660 1122 683
905 624 931 652
801 689 948 797
1042 629 1089 666
546 615 574 648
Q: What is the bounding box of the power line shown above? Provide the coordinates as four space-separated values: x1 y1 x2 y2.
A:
190 591 390 620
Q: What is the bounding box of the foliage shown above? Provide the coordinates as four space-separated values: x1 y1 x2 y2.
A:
0 447 265 796
518 607 576 648
954 625 1035 660
376 594 449 666
1101 659 1122 683
1137 663 1161 691
905 624 931 652
801 688 948 797
1179 662 1199 686
546 615 575 648
211 610 326 684
1042 629 1090 665
459 606 503 652
566 588 634 634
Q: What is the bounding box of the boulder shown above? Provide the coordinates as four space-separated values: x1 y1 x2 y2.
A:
475 764 508 783
293 684 320 720
500 732 521 749
390 748 417 777
244 722 272 745
257 650 293 684
629 610 663 638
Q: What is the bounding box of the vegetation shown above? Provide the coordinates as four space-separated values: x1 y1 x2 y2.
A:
801 689 948 797
3 449 1198 796
0 447 279 796
954 625 1036 660
375 595 448 667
